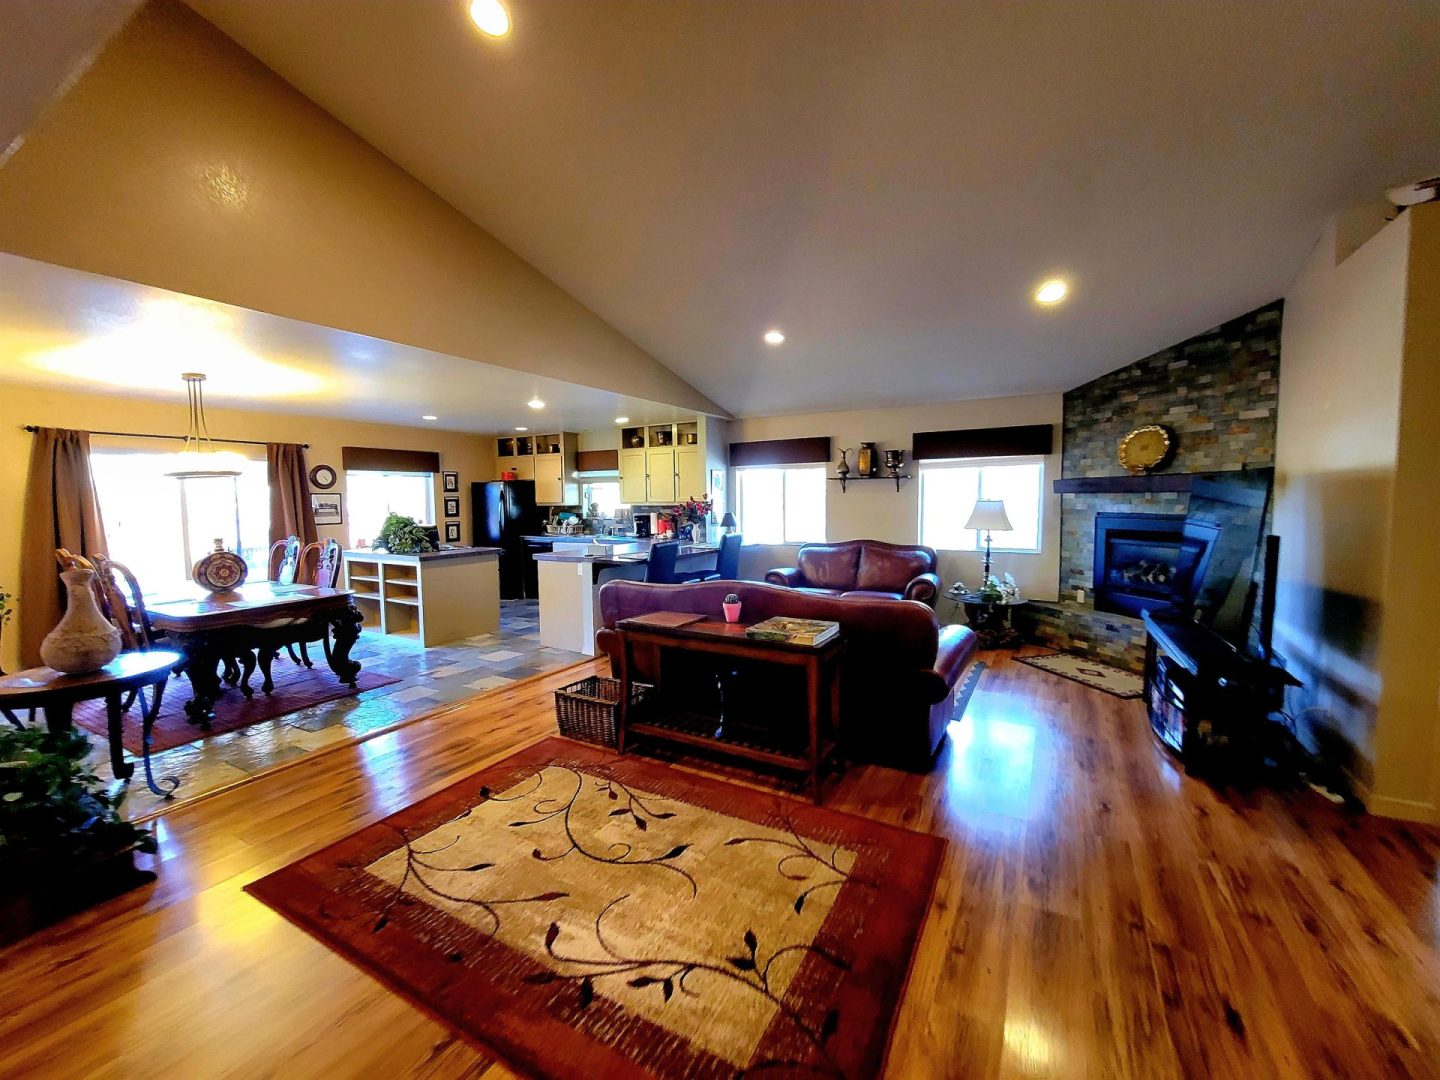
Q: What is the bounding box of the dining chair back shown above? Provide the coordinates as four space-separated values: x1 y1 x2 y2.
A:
312 539 343 589
269 536 301 584
645 540 681 584
89 553 157 651
297 542 322 586
713 532 743 580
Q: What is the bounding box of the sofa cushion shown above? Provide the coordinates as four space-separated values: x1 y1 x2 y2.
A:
797 544 861 592
857 545 935 593
841 589 904 601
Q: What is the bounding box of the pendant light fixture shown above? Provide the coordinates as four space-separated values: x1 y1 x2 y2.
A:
165 373 247 477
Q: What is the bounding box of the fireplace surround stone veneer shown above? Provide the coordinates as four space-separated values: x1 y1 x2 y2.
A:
1015 301 1282 670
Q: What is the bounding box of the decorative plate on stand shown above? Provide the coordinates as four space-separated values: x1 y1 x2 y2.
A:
1117 425 1173 475
193 539 248 593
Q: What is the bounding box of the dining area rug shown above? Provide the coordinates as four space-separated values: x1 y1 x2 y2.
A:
247 737 944 1079
72 662 399 754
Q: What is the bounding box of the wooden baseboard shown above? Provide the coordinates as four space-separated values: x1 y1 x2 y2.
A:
1368 793 1440 825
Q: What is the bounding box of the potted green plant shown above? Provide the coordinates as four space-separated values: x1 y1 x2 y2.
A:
0 726 158 945
375 513 435 554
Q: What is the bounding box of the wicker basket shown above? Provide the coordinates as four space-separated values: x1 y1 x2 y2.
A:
554 676 650 748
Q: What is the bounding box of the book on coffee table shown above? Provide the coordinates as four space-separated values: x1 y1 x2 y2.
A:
744 617 840 647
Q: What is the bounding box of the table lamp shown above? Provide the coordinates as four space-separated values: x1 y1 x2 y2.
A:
720 512 737 534
965 499 1011 584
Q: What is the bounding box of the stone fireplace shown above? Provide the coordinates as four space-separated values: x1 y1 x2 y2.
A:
1014 300 1282 670
1092 511 1186 617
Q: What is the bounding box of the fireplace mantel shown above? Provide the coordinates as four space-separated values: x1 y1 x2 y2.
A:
1053 473 1204 495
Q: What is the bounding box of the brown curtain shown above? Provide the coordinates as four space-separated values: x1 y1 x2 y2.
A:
19 428 108 667
267 442 318 547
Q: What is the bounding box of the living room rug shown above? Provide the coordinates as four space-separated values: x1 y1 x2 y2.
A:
246 736 944 1079
1017 651 1144 698
73 663 400 754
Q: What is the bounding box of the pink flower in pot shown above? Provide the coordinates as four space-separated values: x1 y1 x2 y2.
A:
723 593 742 623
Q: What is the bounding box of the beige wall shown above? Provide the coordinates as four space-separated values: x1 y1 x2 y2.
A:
0 382 492 672
1372 205 1440 820
0 0 722 418
726 394 1063 613
1274 202 1440 821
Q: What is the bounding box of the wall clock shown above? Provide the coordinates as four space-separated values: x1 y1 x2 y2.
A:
309 463 337 489
1117 425 1173 475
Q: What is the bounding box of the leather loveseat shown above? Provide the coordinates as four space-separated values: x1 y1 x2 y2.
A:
765 540 942 606
596 580 977 770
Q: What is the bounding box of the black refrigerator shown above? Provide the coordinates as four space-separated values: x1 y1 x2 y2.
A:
472 480 544 599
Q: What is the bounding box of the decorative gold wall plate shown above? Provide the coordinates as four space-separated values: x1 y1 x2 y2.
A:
1118 425 1172 475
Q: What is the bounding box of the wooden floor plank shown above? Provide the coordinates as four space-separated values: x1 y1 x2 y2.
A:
3 647 1440 1079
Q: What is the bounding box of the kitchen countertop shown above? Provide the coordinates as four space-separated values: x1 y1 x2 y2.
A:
343 546 502 562
532 543 717 567
521 535 641 544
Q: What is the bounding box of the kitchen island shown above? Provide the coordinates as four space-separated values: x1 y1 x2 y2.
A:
534 542 718 655
343 546 502 647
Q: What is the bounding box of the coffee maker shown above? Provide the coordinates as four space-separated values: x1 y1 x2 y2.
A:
634 513 654 538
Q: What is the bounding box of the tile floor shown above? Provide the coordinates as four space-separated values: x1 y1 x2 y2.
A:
82 601 588 820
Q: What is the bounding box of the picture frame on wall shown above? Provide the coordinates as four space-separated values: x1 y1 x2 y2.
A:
443 495 460 519
443 521 461 543
442 470 460 493
311 493 343 526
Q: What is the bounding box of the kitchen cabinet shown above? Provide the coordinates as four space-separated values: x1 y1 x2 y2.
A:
619 448 649 503
645 447 678 503
675 445 704 501
494 432 577 503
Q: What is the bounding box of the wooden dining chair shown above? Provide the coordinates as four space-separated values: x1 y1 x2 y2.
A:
297 541 322 588
88 553 187 715
288 540 342 668
269 536 301 585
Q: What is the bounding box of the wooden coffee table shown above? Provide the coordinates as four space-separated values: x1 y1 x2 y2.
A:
614 614 843 802
0 650 183 799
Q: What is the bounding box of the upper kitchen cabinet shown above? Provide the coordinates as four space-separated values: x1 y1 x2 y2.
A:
495 432 578 503
616 417 727 506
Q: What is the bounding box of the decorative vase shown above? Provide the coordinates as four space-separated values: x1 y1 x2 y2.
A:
857 442 878 477
40 569 122 674
693 520 707 545
192 538 248 594
836 447 852 478
723 600 742 624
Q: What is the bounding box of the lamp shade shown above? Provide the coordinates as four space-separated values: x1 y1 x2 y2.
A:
720 512 737 528
964 499 1012 533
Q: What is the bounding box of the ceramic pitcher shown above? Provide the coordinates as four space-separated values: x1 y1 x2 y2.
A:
40 568 122 674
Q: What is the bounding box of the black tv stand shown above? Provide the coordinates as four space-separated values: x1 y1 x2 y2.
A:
1142 610 1296 775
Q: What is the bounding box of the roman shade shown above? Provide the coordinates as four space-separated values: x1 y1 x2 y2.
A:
340 446 441 473
911 424 1053 461
729 436 832 467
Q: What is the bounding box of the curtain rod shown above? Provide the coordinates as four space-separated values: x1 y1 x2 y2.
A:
22 425 308 449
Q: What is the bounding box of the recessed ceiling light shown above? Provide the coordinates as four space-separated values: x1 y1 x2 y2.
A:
422 414 438 421
763 329 786 345
514 426 528 432
1034 279 1068 305
527 397 545 410
614 416 630 424
468 0 510 37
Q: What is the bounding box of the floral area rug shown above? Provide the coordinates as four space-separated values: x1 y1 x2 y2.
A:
1016 650 1144 698
246 736 944 1078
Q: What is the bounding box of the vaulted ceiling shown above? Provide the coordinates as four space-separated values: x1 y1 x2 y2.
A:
149 2 1440 415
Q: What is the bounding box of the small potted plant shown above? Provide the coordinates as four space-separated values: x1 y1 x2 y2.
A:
376 513 435 554
723 592 742 623
0 726 158 945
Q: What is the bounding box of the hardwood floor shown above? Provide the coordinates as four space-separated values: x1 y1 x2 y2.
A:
3 647 1439 1078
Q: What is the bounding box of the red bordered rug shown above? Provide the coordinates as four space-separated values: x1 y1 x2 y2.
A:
246 737 944 1079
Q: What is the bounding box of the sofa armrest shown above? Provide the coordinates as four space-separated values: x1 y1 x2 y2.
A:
765 567 804 588
916 624 979 702
903 572 942 606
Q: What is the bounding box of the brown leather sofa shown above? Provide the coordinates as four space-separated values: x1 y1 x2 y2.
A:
596 580 977 770
765 539 942 606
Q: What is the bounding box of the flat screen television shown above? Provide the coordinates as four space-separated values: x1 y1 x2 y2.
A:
1179 469 1274 655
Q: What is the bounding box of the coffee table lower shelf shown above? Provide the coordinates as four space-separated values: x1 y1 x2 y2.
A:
627 710 836 772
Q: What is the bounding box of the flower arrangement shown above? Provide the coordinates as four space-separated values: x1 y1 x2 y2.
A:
671 494 714 525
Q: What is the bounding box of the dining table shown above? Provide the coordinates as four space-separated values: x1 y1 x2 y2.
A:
145 582 363 725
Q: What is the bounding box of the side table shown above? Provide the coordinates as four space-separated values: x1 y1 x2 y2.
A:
947 591 1028 649
0 650 182 799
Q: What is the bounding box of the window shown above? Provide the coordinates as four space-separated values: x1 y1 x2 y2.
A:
918 457 1043 553
346 470 435 545
90 445 270 593
582 480 624 517
734 466 825 545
